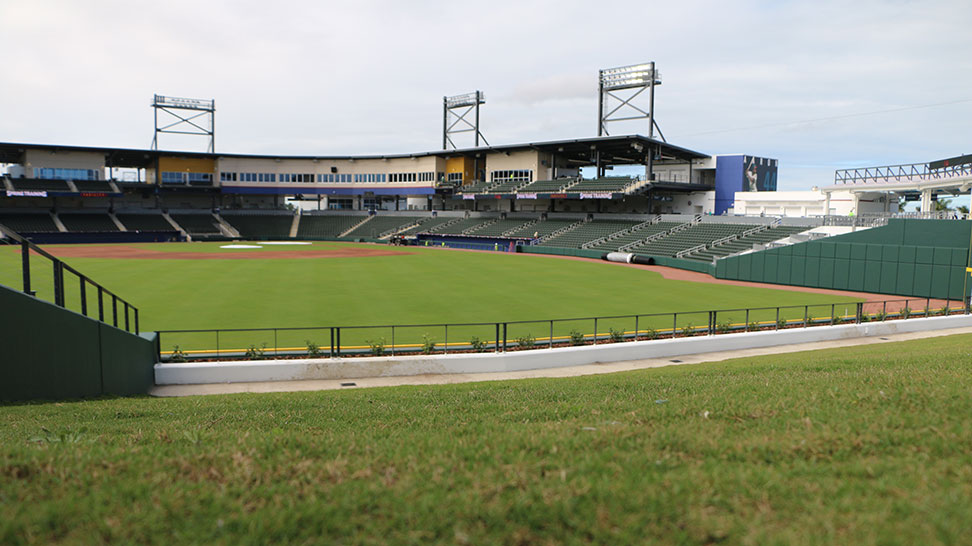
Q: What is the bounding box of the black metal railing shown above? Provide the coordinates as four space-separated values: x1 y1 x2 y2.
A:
156 296 970 362
0 223 139 333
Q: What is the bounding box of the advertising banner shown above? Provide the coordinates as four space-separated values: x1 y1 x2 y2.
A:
6 190 47 197
580 192 613 200
516 192 538 199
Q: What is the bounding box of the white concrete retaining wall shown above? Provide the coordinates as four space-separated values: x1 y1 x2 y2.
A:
155 315 972 385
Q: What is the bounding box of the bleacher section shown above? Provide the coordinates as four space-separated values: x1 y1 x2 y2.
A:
587 221 680 252
466 218 537 237
542 219 641 249
507 218 578 239
0 212 59 233
457 180 493 194
340 216 424 239
10 179 72 192
569 177 635 193
397 216 455 236
296 214 367 239
428 217 495 235
73 180 116 193
117 213 176 232
221 212 294 239
627 223 756 257
170 213 223 237
59 213 119 232
516 178 576 193
682 225 809 262
487 179 527 194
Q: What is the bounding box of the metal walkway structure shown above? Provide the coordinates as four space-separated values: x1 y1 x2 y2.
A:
825 153 972 213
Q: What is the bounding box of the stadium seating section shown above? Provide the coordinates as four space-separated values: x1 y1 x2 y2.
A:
0 212 60 233
507 218 578 239
340 216 424 239
516 179 576 193
542 219 641 248
681 225 809 262
428 217 495 235
625 223 756 256
466 218 537 237
170 213 223 236
11 179 72 192
58 213 119 232
587 221 681 252
456 180 493 194
73 180 116 193
221 212 294 239
296 214 367 239
116 213 176 232
486 179 527 194
569 177 635 193
397 216 455 236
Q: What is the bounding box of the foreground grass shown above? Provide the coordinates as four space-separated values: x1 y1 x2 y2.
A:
3 334 972 544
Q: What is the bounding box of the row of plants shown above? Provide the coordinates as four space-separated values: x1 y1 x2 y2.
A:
165 303 968 361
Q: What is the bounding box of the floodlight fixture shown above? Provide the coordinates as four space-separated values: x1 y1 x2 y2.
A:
151 94 216 152
599 63 662 91
445 92 485 109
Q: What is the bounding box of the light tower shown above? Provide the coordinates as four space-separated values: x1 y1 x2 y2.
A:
151 94 216 152
443 91 488 150
598 62 664 141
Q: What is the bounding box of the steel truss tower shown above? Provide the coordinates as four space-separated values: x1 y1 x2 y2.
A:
443 91 488 150
151 94 216 152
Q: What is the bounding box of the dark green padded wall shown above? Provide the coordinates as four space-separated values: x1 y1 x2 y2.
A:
1 284 157 401
715 219 972 300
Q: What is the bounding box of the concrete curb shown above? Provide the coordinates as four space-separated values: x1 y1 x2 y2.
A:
155 314 972 385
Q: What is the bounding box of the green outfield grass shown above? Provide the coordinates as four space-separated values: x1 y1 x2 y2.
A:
0 242 862 353
2 333 971 544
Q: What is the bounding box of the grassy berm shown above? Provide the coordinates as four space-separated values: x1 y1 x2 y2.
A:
2 334 972 545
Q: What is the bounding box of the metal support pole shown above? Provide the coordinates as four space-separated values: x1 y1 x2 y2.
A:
502 323 507 352
831 304 835 325
135 309 140 334
745 309 750 331
442 97 448 150
474 92 481 147
330 327 335 358
444 325 448 355
776 307 780 330
20 240 31 295
634 315 639 341
648 62 656 139
216 330 220 359
495 323 500 353
856 302 863 324
597 76 605 136
112 296 118 327
124 302 130 331
98 287 104 321
391 326 395 356
549 320 554 348
673 313 677 338
336 327 341 357
52 262 62 307
593 318 598 345
80 277 87 316
274 329 278 356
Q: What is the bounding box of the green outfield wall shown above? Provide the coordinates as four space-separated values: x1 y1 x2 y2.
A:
0 284 157 401
715 219 972 300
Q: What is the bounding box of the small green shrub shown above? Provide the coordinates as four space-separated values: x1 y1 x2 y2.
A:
244 343 267 360
680 323 696 337
569 329 585 346
516 334 536 349
923 306 932 317
902 306 911 319
305 340 323 358
939 305 950 316
169 345 187 363
367 337 386 356
421 333 436 355
643 327 658 340
469 336 487 352
716 320 732 334
608 327 625 343
875 311 886 322
748 321 760 332
776 317 787 329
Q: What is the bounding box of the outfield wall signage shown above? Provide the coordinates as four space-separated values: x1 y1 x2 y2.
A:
580 192 613 199
517 192 538 199
462 194 475 200
6 190 47 197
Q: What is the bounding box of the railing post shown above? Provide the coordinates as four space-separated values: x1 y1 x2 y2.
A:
330 327 335 357
830 304 835 325
336 327 341 357
709 311 715 335
803 305 808 328
673 313 678 338
775 307 780 330
112 296 118 327
216 330 220 359
593 318 598 345
98 286 104 322
495 323 500 353
135 309 140 334
124 302 130 331
21 240 31 295
391 326 395 356
856 302 863 324
745 309 750 331
502 323 507 352
634 315 639 341
52 261 63 307
882 301 887 321
80 277 87 317
274 329 278 357
549 320 554 348
444 325 448 355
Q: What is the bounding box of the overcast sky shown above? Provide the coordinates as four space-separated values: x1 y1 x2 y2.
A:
1 0 970 191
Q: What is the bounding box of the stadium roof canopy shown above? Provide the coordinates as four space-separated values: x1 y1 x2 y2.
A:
0 135 707 169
